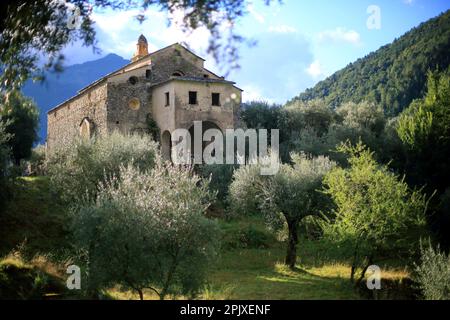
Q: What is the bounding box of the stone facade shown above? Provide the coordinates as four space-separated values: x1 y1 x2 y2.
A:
47 35 242 156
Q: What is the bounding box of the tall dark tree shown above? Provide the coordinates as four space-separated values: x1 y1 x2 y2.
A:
0 91 39 165
397 69 450 247
0 119 12 213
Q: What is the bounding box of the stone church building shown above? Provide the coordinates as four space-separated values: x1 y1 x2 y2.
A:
47 35 242 159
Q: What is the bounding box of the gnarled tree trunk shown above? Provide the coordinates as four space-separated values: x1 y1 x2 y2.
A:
285 218 299 269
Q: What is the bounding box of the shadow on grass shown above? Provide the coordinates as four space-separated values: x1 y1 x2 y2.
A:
208 246 359 300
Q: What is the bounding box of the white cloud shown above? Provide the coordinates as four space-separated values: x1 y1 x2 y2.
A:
91 7 213 59
268 25 297 34
247 4 265 24
241 84 274 103
403 0 414 5
306 60 325 79
317 27 361 45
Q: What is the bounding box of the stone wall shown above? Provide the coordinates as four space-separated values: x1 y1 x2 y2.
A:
46 43 242 154
106 76 152 135
173 80 240 131
150 45 219 83
47 83 108 152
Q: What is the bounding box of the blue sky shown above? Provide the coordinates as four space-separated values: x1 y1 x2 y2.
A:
65 0 450 104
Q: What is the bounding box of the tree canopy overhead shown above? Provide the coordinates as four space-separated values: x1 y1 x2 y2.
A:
0 0 278 92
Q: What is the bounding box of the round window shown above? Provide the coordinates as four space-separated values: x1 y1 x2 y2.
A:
128 76 138 85
128 97 141 110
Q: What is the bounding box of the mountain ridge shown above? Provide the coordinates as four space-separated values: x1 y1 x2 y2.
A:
22 53 129 143
290 10 450 114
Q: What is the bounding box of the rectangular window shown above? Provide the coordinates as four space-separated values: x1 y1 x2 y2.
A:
165 92 170 106
189 91 198 105
146 69 152 79
212 93 220 106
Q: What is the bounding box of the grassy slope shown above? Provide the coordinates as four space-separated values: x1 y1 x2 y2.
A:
1 177 410 300
0 177 69 258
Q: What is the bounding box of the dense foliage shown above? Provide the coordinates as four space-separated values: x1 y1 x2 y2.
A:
0 90 39 165
320 143 428 283
197 164 237 204
397 69 450 246
0 120 11 213
291 10 450 115
72 163 219 300
230 154 335 268
46 132 158 204
245 99 402 166
415 241 450 300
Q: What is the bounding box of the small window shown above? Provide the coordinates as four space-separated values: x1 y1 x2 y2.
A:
145 69 151 79
189 91 198 105
203 74 209 79
165 92 170 106
128 76 138 85
212 93 220 106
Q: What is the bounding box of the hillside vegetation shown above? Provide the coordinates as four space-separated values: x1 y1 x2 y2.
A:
291 10 450 115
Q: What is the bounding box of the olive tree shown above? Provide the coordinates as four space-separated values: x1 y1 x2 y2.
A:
46 131 158 204
230 153 335 269
321 142 429 284
72 162 219 300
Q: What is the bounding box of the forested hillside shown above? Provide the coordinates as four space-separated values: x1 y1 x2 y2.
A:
291 10 450 115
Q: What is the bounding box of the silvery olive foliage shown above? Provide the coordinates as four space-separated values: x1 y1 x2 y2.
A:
228 163 266 216
229 153 335 268
414 241 450 300
72 162 219 300
46 132 158 204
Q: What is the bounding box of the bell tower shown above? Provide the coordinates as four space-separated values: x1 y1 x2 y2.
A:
132 34 149 62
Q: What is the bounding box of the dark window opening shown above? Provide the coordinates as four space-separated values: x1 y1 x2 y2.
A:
116 121 120 125
165 92 170 106
203 74 209 78
128 76 138 85
189 91 198 105
145 69 151 79
212 93 220 106
172 70 184 77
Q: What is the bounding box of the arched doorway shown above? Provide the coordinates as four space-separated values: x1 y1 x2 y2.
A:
79 118 93 140
161 130 172 161
188 121 223 164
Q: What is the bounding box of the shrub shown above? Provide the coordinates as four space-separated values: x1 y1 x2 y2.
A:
71 163 219 300
197 164 237 204
46 132 158 204
228 164 266 216
415 241 450 300
27 144 46 176
219 219 276 249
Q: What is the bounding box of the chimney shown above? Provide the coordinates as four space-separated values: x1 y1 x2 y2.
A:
132 34 149 62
